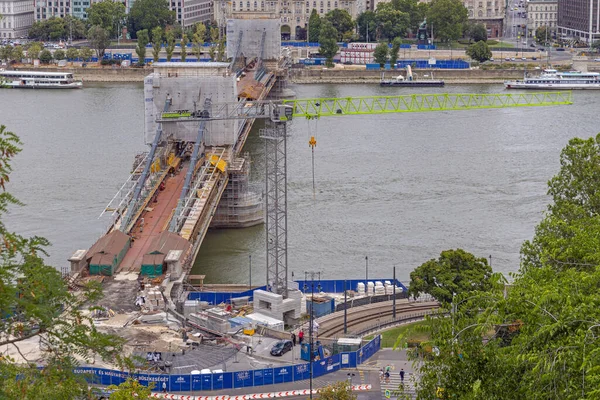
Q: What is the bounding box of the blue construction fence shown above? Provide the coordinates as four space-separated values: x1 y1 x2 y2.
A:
295 279 408 294
187 286 267 305
366 59 470 70
74 336 380 392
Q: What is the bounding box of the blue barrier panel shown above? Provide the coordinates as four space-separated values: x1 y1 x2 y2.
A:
341 352 357 368
312 358 327 378
296 279 407 294
357 335 381 365
263 368 274 385
188 286 267 304
201 373 213 390
253 369 265 386
191 374 204 391
293 363 310 381
213 372 227 390
136 372 168 391
400 44 411 49
273 366 293 383
170 374 191 392
234 370 254 388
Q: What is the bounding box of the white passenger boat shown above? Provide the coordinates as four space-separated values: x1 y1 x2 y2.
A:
0 70 82 89
504 69 600 90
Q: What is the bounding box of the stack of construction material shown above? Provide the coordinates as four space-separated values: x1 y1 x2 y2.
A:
188 308 232 333
141 286 165 311
384 281 394 295
374 281 385 295
356 282 365 296
367 282 375 296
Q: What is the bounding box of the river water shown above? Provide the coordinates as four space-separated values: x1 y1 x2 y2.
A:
0 82 597 283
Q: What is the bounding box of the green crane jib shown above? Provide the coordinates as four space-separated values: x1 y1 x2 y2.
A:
156 92 573 123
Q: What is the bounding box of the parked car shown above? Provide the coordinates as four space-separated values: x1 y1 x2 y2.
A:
270 340 293 356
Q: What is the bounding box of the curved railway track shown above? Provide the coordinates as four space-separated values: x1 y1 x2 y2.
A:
317 300 439 338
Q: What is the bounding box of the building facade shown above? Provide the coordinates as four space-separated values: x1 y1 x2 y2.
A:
527 0 557 38
557 0 600 43
1 0 35 39
461 0 506 38
170 0 213 28
214 0 358 40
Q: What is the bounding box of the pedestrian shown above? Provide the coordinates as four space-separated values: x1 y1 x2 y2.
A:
385 370 390 384
399 368 405 383
291 332 296 346
298 330 304 344
162 381 167 393
379 368 384 382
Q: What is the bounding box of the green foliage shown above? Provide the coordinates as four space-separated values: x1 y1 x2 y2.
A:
317 381 357 400
53 49 66 60
324 9 354 41
151 26 163 62
375 2 410 41
408 249 493 305
79 46 94 61
108 378 155 399
87 25 110 59
66 47 79 61
356 11 376 42
373 41 389 67
0 125 126 399
318 20 339 67
207 27 219 61
427 0 468 42
180 35 188 62
466 40 492 62
465 21 487 42
39 49 53 64
165 30 176 61
216 37 226 62
308 9 321 42
389 37 402 68
128 0 174 35
87 0 126 38
135 29 149 65
28 16 86 41
26 42 42 59
0 46 12 63
10 46 24 63
392 0 429 33
192 23 206 60
535 26 549 44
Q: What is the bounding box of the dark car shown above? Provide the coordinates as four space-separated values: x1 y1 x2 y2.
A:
270 340 293 356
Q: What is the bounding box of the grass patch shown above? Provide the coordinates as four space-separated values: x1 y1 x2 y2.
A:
365 321 430 348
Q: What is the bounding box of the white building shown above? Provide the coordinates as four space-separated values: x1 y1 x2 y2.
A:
527 0 557 36
214 0 359 40
34 0 72 21
1 0 35 39
170 0 213 28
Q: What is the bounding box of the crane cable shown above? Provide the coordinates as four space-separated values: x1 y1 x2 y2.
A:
308 117 318 199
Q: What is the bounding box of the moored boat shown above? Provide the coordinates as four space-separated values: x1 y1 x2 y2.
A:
380 66 445 87
504 69 600 90
0 70 83 89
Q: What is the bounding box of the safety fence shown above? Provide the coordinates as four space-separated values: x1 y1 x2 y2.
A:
76 336 380 393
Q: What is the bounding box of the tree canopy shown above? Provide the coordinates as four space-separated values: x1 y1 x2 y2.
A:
426 0 468 42
0 125 125 398
318 20 339 67
408 249 493 305
324 9 354 41
28 16 86 41
128 0 174 36
87 0 126 38
375 2 410 42
466 40 492 62
308 9 321 43
87 25 111 58
373 41 389 67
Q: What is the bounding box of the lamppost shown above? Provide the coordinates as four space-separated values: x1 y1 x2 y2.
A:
365 256 369 287
304 272 321 400
248 254 252 289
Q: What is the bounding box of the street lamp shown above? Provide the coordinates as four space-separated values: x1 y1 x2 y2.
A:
365 256 368 287
304 272 322 400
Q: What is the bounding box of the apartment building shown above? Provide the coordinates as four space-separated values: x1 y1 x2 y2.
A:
526 0 557 37
170 0 213 28
1 0 34 38
557 0 600 43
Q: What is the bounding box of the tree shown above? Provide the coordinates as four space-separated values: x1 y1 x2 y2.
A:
79 46 94 61
128 0 174 35
135 29 149 65
375 2 410 41
192 23 206 60
464 21 487 43
427 0 468 42
107 378 155 399
535 25 549 44
53 49 66 60
0 46 12 63
10 46 23 63
216 37 226 62
466 40 492 62
392 0 429 33
408 249 493 305
180 35 188 62
207 27 219 61
39 49 53 64
317 381 356 400
26 42 42 59
356 11 377 42
165 30 176 61
319 20 339 67
151 26 163 62
0 125 126 399
87 0 126 38
308 9 321 43
389 37 401 68
28 16 86 41
325 9 354 41
66 47 79 61
373 41 389 68
87 25 110 59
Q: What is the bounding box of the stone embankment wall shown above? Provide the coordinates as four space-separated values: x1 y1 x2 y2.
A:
75 67 148 82
290 68 527 84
